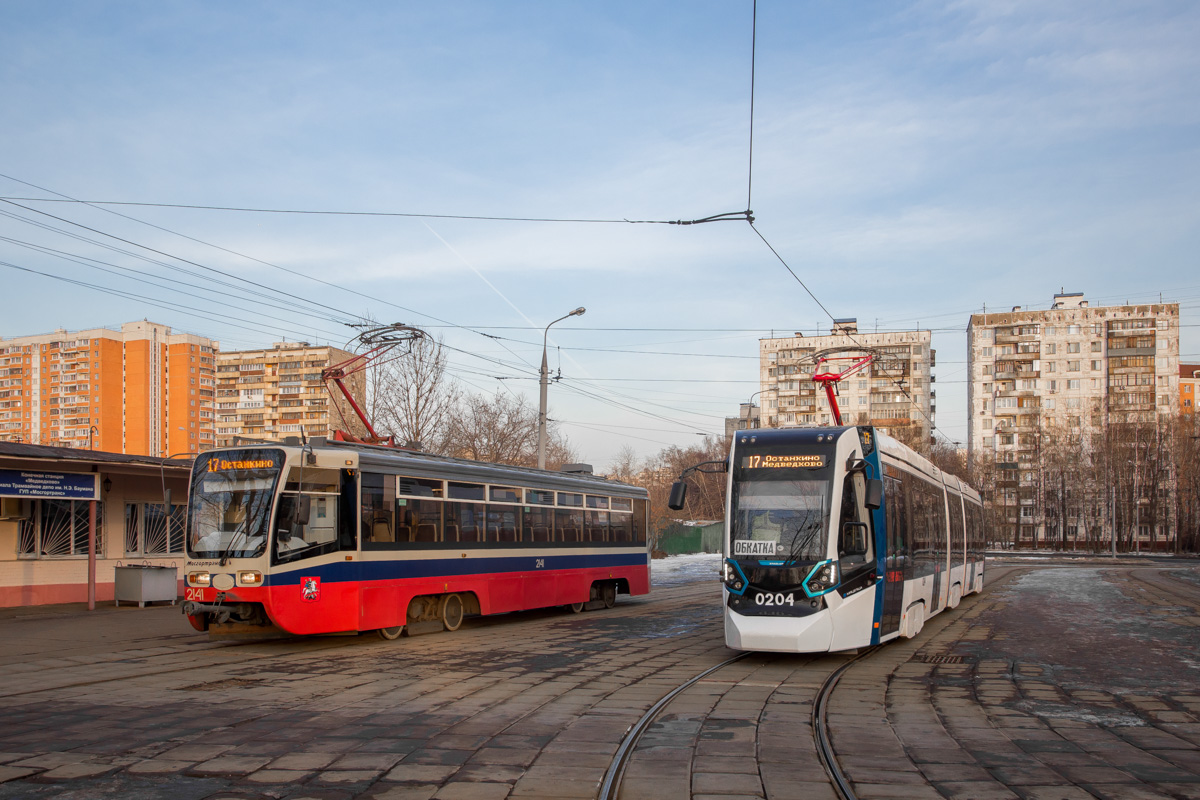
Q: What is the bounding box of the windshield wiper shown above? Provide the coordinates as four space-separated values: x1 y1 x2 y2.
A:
218 523 248 567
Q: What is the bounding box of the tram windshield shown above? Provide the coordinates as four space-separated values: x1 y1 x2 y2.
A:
730 447 833 564
187 449 284 560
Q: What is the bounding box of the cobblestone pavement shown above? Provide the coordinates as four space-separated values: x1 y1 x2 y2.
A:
0 582 731 799
2 559 1200 800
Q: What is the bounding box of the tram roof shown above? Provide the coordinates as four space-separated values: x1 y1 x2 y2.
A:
213 439 648 499
731 426 981 500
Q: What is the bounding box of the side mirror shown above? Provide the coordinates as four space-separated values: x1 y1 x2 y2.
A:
667 481 688 511
865 478 883 510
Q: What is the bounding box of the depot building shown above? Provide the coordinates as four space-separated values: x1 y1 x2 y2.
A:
0 442 192 607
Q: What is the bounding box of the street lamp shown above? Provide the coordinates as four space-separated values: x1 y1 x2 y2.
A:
539 307 586 470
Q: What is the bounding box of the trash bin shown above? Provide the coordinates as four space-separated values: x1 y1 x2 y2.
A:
114 563 178 607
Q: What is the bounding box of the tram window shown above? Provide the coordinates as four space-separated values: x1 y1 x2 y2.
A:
361 473 396 543
586 495 609 509
948 493 965 555
610 511 632 542
836 472 872 567
526 489 554 506
558 492 583 507
445 502 483 542
556 507 584 543
884 474 909 560
611 497 633 513
487 505 520 542
397 476 443 498
524 504 554 541
448 482 485 501
632 499 648 544
490 486 520 503
273 467 344 564
585 509 609 542
399 496 442 543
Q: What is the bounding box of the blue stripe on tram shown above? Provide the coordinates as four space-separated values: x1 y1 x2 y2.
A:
266 551 649 586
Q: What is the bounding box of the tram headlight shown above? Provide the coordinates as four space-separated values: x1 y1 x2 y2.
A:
237 570 263 586
722 559 748 595
803 560 839 597
188 571 211 587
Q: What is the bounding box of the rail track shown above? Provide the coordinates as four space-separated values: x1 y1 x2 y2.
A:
600 643 881 800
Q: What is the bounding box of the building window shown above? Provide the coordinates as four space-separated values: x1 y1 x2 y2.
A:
1091 360 1101 371
18 500 105 558
1068 380 1081 389
124 503 186 555
1068 361 1080 372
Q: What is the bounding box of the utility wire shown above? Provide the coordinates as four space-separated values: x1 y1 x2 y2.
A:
0 194 753 227
747 0 758 211
0 198 368 327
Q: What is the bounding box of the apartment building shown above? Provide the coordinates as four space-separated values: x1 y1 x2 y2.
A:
214 342 366 446
1182 364 1199 415
724 402 761 438
759 320 935 445
0 321 216 456
967 292 1180 547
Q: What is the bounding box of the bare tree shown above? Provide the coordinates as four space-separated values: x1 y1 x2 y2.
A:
608 444 641 483
441 390 576 467
372 335 460 451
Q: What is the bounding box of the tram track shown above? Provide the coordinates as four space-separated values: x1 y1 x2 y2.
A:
598 651 754 800
812 646 878 800
599 644 888 800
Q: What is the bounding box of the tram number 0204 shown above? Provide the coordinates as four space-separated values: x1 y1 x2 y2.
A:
755 592 795 607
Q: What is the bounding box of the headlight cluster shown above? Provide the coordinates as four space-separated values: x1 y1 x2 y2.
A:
187 571 211 587
803 560 840 597
722 559 748 595
237 571 263 586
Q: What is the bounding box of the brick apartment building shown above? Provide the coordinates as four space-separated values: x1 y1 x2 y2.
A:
0 321 217 457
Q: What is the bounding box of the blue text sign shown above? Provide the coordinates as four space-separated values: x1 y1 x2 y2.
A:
0 470 98 500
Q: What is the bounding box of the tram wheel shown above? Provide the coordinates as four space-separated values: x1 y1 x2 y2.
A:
601 583 617 609
377 625 403 641
439 593 464 632
948 584 962 609
567 601 585 614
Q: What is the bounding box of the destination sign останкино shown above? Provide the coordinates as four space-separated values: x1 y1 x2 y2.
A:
741 454 825 469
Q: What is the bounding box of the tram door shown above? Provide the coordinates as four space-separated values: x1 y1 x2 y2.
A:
879 468 906 637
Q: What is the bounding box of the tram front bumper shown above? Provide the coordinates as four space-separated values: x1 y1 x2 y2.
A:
725 607 834 653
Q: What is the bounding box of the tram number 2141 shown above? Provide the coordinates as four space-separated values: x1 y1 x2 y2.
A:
755 592 795 607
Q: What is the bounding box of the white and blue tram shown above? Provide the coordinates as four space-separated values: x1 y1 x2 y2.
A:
718 426 985 653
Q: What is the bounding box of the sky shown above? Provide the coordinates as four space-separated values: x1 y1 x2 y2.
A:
2 1 1198 469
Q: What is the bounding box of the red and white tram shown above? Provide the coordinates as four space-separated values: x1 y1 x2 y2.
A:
181 439 650 638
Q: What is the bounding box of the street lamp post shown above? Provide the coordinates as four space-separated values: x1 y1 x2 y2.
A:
538 307 586 470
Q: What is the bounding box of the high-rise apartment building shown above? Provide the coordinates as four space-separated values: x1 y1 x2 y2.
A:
1181 364 1199 415
967 292 1180 547
214 342 366 446
0 321 216 456
759 320 935 444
